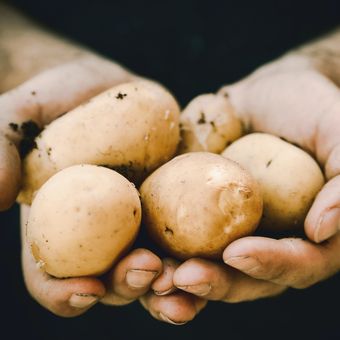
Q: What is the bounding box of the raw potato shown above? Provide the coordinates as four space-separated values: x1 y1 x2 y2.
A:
177 93 242 154
140 152 263 260
222 133 325 231
18 80 180 205
27 164 141 278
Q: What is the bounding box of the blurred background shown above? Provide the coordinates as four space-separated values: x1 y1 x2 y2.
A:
2 0 340 339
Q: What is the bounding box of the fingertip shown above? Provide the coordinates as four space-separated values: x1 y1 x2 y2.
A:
125 248 163 271
143 292 199 325
173 258 205 286
222 236 257 263
30 276 105 317
304 176 340 243
108 248 162 300
152 258 179 295
309 208 340 243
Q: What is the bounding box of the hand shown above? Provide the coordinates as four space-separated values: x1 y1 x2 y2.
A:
0 54 203 322
170 52 340 313
22 203 205 320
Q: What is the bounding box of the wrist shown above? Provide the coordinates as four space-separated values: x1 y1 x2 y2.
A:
0 3 93 91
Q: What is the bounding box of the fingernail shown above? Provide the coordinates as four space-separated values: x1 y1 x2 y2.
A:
314 208 340 243
159 312 188 325
224 255 260 272
154 287 175 296
69 293 98 309
177 283 211 296
126 269 158 288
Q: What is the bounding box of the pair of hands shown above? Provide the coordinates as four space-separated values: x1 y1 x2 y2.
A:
2 52 340 324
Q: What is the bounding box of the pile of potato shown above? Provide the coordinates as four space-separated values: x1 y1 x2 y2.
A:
19 80 324 278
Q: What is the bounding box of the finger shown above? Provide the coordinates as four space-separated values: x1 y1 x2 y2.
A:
305 175 340 243
140 291 207 325
0 56 134 210
21 205 105 317
223 235 340 288
173 258 286 303
151 258 179 296
0 55 133 131
0 134 20 210
102 248 162 305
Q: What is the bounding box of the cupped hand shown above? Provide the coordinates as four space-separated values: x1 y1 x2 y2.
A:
1 56 202 322
173 53 340 308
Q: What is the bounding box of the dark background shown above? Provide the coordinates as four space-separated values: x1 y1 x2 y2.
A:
2 0 340 339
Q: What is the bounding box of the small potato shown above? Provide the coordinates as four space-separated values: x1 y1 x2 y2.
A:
177 93 242 154
140 152 263 260
222 133 325 231
18 80 180 205
27 165 141 278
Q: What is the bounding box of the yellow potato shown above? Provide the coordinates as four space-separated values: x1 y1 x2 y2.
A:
18 80 180 204
27 165 141 278
222 133 325 231
140 152 263 260
178 93 242 154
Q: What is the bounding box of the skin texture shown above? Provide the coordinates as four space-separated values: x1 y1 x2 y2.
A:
222 133 325 231
140 152 263 259
178 93 242 154
27 165 141 278
18 80 180 204
1 3 340 324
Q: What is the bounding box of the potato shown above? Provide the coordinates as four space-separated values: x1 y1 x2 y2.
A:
26 164 141 278
18 80 180 205
222 133 325 231
177 94 242 154
140 152 263 260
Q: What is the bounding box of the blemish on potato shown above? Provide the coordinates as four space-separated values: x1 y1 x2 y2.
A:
210 121 217 132
225 140 232 148
116 92 127 99
197 112 206 124
8 122 19 132
266 159 273 167
19 120 42 158
164 226 174 236
31 242 41 262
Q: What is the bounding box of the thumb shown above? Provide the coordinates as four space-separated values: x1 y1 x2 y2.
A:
218 59 340 243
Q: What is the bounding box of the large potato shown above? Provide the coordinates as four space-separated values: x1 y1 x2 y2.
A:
177 94 242 154
18 80 180 204
27 164 141 278
140 152 263 260
222 133 325 231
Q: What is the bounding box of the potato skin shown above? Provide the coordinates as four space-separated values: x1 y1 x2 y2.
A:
222 133 325 231
178 94 242 154
140 152 263 260
19 80 180 204
27 165 141 278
